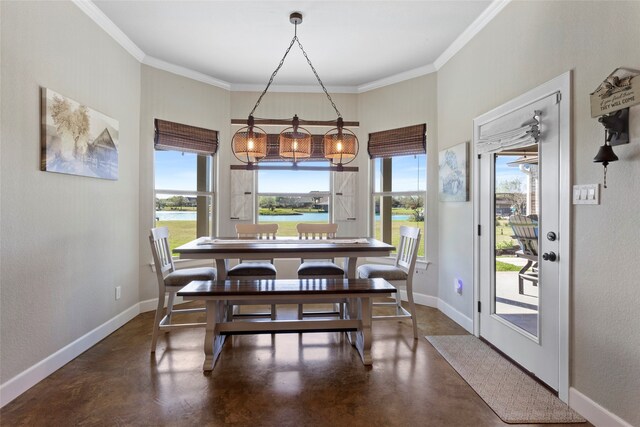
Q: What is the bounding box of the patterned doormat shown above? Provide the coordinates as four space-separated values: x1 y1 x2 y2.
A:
426 335 586 424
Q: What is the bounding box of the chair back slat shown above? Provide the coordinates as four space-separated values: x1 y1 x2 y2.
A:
235 223 278 263
149 227 175 281
296 223 338 240
395 226 421 273
236 223 278 239
297 223 339 262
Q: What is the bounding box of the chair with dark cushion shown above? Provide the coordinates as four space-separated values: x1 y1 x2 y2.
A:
296 223 345 319
357 226 424 339
149 227 216 352
227 223 278 319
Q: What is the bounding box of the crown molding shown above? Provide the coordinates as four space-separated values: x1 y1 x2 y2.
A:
433 0 512 70
73 0 511 94
71 0 145 62
357 64 437 93
230 83 358 94
142 56 231 90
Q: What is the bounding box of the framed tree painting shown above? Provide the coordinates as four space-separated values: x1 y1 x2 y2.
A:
41 88 119 180
439 141 469 202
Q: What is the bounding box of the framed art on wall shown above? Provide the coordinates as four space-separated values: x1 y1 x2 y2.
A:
439 141 469 202
41 88 119 180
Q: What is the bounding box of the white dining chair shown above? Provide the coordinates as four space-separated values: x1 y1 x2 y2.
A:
357 226 424 339
227 223 279 319
296 223 345 319
149 227 216 352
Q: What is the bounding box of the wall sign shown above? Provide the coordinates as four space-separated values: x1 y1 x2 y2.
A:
590 67 640 117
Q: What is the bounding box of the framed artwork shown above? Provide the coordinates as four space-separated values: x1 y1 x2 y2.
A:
439 141 469 202
41 88 119 180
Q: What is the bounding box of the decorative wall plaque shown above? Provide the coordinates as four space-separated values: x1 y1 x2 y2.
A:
590 67 640 117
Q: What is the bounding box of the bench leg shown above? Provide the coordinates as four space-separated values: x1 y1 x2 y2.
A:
203 300 226 372
345 297 359 345
355 297 373 365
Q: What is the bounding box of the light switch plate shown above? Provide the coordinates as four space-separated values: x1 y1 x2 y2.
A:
573 184 600 205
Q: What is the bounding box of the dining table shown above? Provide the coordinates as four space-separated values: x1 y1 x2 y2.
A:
174 236 395 279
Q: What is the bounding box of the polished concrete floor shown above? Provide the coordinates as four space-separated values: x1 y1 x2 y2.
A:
1 303 588 426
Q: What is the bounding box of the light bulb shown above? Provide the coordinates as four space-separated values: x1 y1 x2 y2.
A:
293 139 298 151
247 138 254 150
336 141 343 152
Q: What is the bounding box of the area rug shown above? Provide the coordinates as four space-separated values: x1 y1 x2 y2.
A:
426 335 586 424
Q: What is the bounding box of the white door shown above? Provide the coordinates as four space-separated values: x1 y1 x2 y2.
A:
475 76 570 393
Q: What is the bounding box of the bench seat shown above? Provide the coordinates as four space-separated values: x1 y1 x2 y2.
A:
178 278 396 371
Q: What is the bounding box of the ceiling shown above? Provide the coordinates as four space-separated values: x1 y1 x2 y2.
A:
91 1 495 92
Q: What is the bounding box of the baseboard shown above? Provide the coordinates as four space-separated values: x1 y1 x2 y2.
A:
437 298 474 333
397 290 439 308
569 387 633 427
138 296 186 313
0 303 140 408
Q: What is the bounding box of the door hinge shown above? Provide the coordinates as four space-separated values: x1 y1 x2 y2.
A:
477 154 481 160
477 301 482 313
477 225 481 236
556 92 562 104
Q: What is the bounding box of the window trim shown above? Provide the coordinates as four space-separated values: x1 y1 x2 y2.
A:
153 151 216 255
369 156 427 260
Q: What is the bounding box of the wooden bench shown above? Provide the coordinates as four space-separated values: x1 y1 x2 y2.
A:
177 278 396 371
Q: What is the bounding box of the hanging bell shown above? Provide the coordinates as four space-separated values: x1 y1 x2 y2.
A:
593 142 618 166
593 131 618 188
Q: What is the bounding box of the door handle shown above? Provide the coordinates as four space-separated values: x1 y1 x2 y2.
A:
542 252 557 262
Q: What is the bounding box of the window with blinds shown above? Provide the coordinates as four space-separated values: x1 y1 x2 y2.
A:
368 123 427 258
154 119 218 252
367 124 426 159
154 119 219 155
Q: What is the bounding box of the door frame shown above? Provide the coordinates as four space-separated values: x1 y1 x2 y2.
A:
472 71 571 402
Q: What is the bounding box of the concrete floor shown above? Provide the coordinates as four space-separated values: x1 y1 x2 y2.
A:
0 303 587 426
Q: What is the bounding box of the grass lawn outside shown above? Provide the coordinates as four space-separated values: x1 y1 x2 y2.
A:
158 219 426 258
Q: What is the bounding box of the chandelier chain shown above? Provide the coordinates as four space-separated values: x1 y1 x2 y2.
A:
295 38 342 118
249 35 297 117
249 26 343 119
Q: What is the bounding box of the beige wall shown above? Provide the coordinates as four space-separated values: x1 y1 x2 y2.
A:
138 65 230 302
0 1 141 382
437 1 640 424
358 74 439 297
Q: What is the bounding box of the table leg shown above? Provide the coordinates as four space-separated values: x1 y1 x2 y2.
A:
355 296 373 365
344 297 358 345
203 300 226 372
343 257 358 279
215 259 228 280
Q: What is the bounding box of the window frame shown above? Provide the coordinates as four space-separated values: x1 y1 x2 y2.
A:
153 150 216 255
255 164 333 233
369 155 427 260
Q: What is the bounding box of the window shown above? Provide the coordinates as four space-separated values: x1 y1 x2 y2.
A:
372 155 426 257
153 119 217 253
257 161 330 237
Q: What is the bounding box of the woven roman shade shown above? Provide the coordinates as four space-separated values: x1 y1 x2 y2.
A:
154 119 219 155
367 124 426 158
261 134 328 162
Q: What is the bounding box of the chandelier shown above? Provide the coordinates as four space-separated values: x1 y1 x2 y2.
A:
231 12 358 168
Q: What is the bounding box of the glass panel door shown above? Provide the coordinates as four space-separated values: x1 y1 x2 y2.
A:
493 148 539 338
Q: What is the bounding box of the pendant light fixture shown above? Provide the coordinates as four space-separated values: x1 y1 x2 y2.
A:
230 12 358 168
231 115 268 166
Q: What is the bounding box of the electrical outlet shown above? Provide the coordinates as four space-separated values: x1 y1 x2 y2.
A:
115 286 121 300
455 278 463 295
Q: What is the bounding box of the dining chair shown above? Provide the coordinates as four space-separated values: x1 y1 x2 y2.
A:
357 226 424 339
149 227 217 352
509 214 539 294
296 223 345 319
227 223 279 319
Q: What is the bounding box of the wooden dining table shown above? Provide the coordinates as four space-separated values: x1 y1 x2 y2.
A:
174 237 395 279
